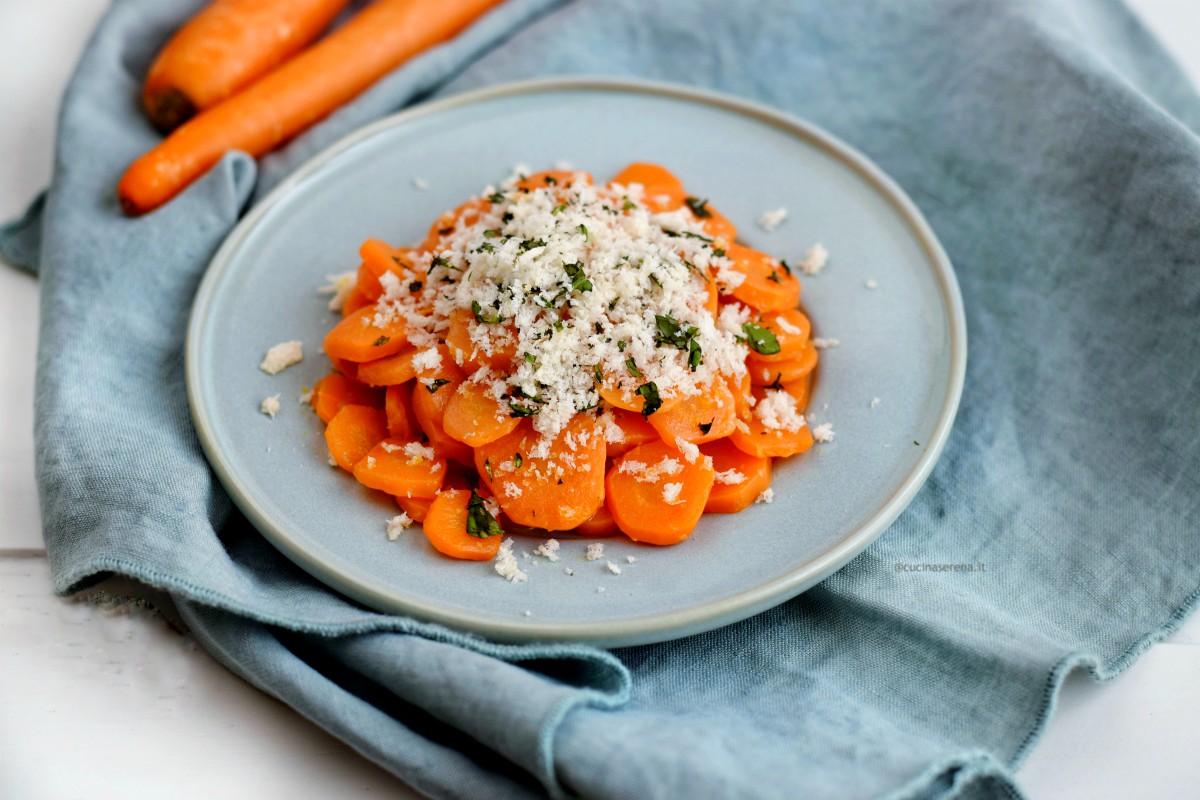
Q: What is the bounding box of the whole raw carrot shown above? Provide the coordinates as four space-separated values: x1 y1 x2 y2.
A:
119 0 507 216
143 0 352 132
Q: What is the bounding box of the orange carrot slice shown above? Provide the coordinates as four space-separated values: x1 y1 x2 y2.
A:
442 380 521 447
513 170 592 192
357 346 419 387
324 405 388 471
311 372 384 424
142 0 352 132
473 417 606 530
610 163 684 198
340 288 373 318
598 377 683 416
745 309 811 364
323 305 408 363
647 379 736 444
422 489 504 560
725 244 801 312
395 467 469 523
384 383 417 439
747 342 818 386
576 503 619 537
444 307 517 373
729 388 815 458
411 377 474 465
602 407 660 458
605 439 715 545
357 239 418 300
701 438 772 514
352 438 446 499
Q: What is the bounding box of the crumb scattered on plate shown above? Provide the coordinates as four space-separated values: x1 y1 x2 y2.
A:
812 423 835 443
798 243 828 275
260 394 281 419
260 340 303 375
757 207 788 231
386 513 413 540
812 337 840 349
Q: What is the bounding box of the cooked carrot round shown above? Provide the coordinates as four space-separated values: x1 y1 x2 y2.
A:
606 440 715 545
725 244 802 312
422 490 504 560
352 438 446 499
324 404 388 472
442 380 521 447
701 438 772 514
324 305 409 363
311 372 384 424
647 379 737 445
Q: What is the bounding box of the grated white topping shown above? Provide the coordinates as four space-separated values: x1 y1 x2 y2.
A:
812 337 840 349
402 442 436 463
715 469 747 485
412 176 429 190
754 390 806 433
260 394 281 419
606 561 622 575
625 555 637 564
585 542 605 561
812 422 835 443
757 207 788 232
865 279 878 290
533 539 561 561
386 513 413 540
260 341 303 375
798 244 828 276
662 482 685 505
870 397 881 409
674 437 700 464
755 487 775 505
494 539 528 583
318 271 358 312
371 172 748 446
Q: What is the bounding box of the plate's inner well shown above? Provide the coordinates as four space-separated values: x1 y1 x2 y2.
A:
188 81 962 645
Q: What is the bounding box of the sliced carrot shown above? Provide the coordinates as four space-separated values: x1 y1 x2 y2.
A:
357 239 418 300
601 407 660 458
605 439 715 545
395 467 469 523
747 342 818 386
610 163 684 198
340 288 373 318
782 373 812 411
647 379 736 444
442 380 521 447
422 490 504 560
384 383 416 439
411 377 474 465
323 304 408 363
701 438 772 514
576 503 619 537
745 308 812 364
444 307 517 373
353 438 446 499
120 0 508 215
311 372 384 424
729 387 815 458
141 0 351 132
727 369 753 419
419 197 491 251
357 346 418 387
473 416 606 530
513 170 592 192
725 244 802 312
598 377 683 416
324 405 388 472
328 355 358 380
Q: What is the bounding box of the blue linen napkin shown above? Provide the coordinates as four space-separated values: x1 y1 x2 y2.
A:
5 0 1199 797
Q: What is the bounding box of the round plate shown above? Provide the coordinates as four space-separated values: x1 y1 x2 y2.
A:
187 77 966 647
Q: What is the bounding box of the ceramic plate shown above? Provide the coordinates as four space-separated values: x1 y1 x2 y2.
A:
187 77 966 647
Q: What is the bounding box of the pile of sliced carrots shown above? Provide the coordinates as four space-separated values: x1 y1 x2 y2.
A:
311 164 819 560
121 0 505 215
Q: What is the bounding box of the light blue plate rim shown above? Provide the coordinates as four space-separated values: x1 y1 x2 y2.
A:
186 76 967 647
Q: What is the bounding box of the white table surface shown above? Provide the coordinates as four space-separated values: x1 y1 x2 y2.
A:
2 2 1198 798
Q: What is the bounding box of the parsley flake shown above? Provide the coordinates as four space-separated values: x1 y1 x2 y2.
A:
471 300 503 324
742 322 781 355
636 382 663 417
685 196 713 218
466 490 504 538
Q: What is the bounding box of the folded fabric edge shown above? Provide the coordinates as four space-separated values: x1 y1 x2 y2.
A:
0 190 47 274
537 683 631 800
887 584 1200 800
58 553 631 676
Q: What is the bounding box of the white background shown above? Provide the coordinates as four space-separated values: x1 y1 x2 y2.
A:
2 2 1198 797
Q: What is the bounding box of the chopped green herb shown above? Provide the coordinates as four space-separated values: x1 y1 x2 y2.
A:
577 223 589 240
408 280 423 292
594 321 603 334
471 300 503 324
373 336 390 347
488 192 505 204
622 200 637 211
654 313 703 371
551 203 567 215
513 453 523 469
502 212 514 224
625 358 643 377
466 490 504 538
438 226 454 236
681 230 713 242
519 238 547 252
544 175 558 185
592 364 603 385
684 196 712 218
483 229 500 238
713 247 726 258
742 322 781 355
484 459 493 480
698 420 714 435
426 378 451 394
766 270 782 283
431 255 459 271
524 352 537 365
779 259 792 276
617 340 627 352
508 401 540 417
636 382 662 417
564 262 593 293
477 242 495 253
766 372 785 391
